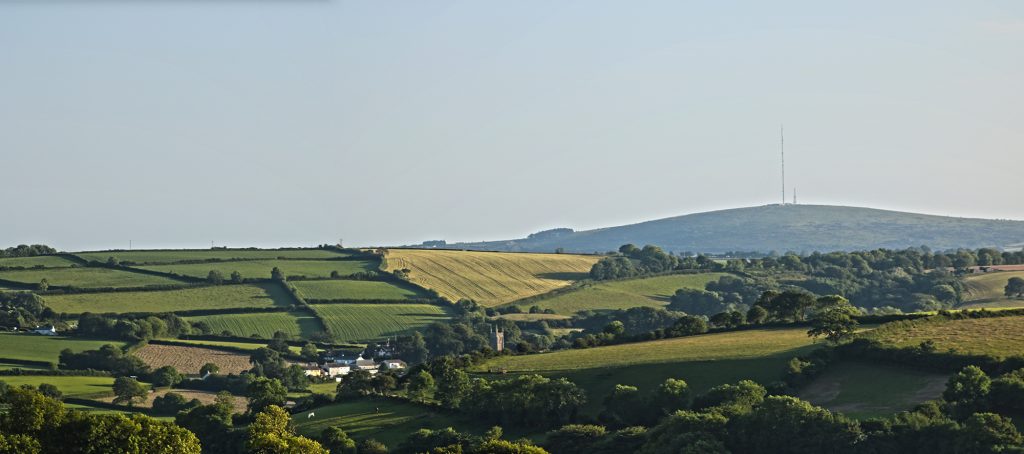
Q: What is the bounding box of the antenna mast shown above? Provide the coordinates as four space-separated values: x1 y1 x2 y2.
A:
780 125 786 205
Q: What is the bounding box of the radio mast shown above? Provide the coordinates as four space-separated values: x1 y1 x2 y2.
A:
780 125 786 205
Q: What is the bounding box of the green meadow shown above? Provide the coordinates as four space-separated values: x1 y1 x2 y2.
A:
311 303 452 342
0 375 117 398
292 398 487 447
865 315 1024 357
0 255 77 269
75 248 347 264
798 361 948 419
291 279 426 300
42 283 291 314
0 267 182 289
0 333 126 364
513 272 728 315
185 310 322 339
140 259 375 280
960 271 1024 308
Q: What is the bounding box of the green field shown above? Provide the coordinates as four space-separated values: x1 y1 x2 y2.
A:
140 259 375 280
513 272 728 315
0 255 77 269
75 249 347 265
42 283 292 314
0 267 183 289
866 315 1024 357
473 327 818 415
798 361 948 419
0 375 117 398
185 310 321 339
292 279 425 300
172 339 307 354
382 249 600 307
961 271 1024 308
0 333 126 364
311 303 452 342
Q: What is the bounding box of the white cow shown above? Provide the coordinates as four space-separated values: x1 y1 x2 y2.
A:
307 412 315 419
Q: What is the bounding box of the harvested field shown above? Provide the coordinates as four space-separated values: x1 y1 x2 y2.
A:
865 315 1024 357
134 343 252 375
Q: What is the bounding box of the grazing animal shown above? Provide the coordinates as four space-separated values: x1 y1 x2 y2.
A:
307 412 315 419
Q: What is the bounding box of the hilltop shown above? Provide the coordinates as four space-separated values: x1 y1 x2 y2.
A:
429 204 1024 254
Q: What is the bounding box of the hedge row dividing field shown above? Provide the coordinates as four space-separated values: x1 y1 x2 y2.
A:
41 283 292 314
139 259 375 280
382 249 600 306
0 333 126 364
0 267 184 289
291 279 426 300
74 248 347 265
0 255 77 269
184 310 322 339
512 272 728 315
311 303 453 342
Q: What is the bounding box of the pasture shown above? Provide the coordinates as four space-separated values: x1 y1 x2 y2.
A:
0 375 116 398
0 333 125 364
42 283 292 314
292 397 485 447
134 343 252 375
184 310 321 339
311 303 453 342
865 315 1024 357
382 249 600 306
0 255 76 269
961 271 1024 308
139 259 375 280
0 267 183 289
513 272 728 314
75 248 346 264
172 339 307 354
291 279 426 300
798 361 948 419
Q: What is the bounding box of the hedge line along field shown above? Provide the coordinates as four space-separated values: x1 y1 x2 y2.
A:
0 375 117 398
291 279 426 300
0 267 183 289
172 339 307 354
184 310 321 339
139 259 375 280
0 333 126 364
0 255 77 268
41 283 292 314
960 271 1024 308
311 303 452 342
472 327 817 415
798 361 948 419
74 248 347 265
133 343 252 375
513 272 728 315
865 315 1024 357
382 249 600 307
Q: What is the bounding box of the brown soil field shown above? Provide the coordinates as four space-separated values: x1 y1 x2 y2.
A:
134 344 252 375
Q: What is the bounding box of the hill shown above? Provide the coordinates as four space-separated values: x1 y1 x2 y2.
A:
433 204 1024 254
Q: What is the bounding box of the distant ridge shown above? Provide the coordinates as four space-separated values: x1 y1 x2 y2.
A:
418 205 1024 254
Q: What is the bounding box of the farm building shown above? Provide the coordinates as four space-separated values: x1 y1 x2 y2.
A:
32 326 57 336
382 359 407 371
301 364 322 378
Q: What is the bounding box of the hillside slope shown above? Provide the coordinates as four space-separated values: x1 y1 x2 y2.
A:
437 204 1024 254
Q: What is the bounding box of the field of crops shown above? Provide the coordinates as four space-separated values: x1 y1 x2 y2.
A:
0 255 76 268
514 272 728 314
172 339 308 354
382 249 600 306
798 361 947 419
0 375 116 398
311 303 452 342
291 279 425 300
0 333 126 364
184 310 321 339
75 248 346 264
140 259 375 280
0 267 183 289
134 343 252 375
42 283 292 314
866 315 1024 357
961 271 1024 308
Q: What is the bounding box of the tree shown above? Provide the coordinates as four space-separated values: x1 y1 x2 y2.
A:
944 365 990 418
603 321 625 336
175 392 235 451
200 362 220 377
112 377 147 407
301 342 319 362
247 377 288 415
358 439 388 454
653 378 690 415
408 370 435 403
336 370 375 398
230 270 243 284
960 412 1023 451
730 396 861 454
207 270 224 284
544 424 606 454
321 427 357 454
807 295 859 344
435 365 471 409
36 383 62 400
152 365 183 387
1005 277 1024 298
668 289 725 316
37 279 48 292
271 267 285 281
247 405 328 454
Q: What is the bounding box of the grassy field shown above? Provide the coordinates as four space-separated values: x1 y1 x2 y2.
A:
866 315 1024 357
42 283 292 314
311 303 452 342
291 279 426 300
0 255 77 268
0 375 116 398
473 327 817 415
134 343 252 375
382 249 600 307
798 361 948 419
172 339 307 354
140 259 375 280
0 267 182 289
961 271 1024 308
0 333 126 364
75 249 346 264
184 310 321 339
513 272 728 315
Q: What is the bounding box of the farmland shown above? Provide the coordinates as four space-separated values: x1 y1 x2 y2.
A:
74 248 346 264
311 303 453 342
184 310 322 339
0 255 76 268
961 271 1024 308
0 333 126 364
139 259 375 280
133 343 252 375
291 279 426 300
41 283 292 314
172 339 309 354
513 272 728 314
866 315 1024 357
798 361 948 419
0 375 116 398
382 249 600 306
0 267 183 289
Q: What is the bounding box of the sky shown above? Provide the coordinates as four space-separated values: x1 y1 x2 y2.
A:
2 1 1023 251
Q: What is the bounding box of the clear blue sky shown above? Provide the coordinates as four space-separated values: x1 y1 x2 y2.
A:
2 1 1022 251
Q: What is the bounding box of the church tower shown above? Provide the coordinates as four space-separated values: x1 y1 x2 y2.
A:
489 325 505 352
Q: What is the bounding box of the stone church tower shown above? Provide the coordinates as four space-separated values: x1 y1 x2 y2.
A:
489 325 505 352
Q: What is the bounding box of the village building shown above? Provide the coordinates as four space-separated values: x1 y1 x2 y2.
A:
300 363 322 378
32 326 57 336
322 362 351 378
381 359 407 371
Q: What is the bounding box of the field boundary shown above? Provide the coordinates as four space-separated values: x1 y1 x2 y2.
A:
280 281 330 335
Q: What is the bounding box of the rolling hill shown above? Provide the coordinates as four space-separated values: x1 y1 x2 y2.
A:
431 204 1024 254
